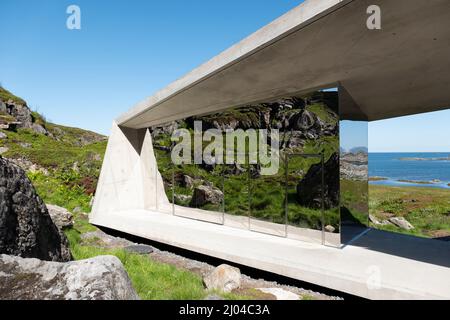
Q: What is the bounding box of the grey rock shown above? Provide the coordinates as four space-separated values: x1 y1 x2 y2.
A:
389 217 414 230
0 147 8 154
46 204 74 230
31 123 48 135
324 225 336 233
124 245 154 255
7 102 32 129
0 254 139 300
203 264 241 293
190 185 224 207
340 152 368 181
0 157 71 262
0 131 7 139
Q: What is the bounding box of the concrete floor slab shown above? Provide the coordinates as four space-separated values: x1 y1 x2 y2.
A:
90 210 450 300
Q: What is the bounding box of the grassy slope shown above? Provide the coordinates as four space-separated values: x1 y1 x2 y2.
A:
0 87 26 105
369 185 450 238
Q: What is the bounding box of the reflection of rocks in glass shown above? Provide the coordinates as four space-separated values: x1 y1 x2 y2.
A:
150 90 340 235
340 151 368 181
296 153 339 210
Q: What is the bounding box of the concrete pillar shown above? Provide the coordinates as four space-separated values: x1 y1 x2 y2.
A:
90 121 168 223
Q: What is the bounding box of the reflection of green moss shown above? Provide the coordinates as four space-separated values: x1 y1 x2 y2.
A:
306 103 338 126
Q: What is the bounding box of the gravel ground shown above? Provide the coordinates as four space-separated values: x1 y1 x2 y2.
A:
81 229 343 300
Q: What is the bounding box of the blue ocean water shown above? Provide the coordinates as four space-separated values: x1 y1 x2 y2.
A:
369 153 450 189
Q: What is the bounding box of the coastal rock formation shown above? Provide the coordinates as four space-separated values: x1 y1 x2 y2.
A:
203 264 241 293
0 156 71 262
0 254 140 300
296 153 339 209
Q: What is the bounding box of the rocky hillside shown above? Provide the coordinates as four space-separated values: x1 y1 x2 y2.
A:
0 86 107 212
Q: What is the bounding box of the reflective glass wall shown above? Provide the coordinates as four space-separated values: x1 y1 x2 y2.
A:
149 87 369 246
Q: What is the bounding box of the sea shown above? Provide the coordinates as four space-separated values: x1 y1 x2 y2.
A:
369 152 450 189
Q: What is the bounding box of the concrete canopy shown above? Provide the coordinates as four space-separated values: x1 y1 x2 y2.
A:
117 0 450 128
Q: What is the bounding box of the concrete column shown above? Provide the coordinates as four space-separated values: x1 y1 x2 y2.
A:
90 121 169 223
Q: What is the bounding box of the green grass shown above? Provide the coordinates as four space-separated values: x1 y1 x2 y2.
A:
0 87 26 105
306 103 338 126
369 185 450 238
29 171 93 213
65 228 207 300
1 127 106 169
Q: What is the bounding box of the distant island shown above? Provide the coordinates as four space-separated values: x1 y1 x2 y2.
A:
340 146 368 154
398 156 450 161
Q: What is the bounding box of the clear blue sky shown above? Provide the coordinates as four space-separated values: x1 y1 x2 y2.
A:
1 0 449 151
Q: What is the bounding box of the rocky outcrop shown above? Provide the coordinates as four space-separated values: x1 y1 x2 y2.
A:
0 157 71 262
203 264 241 293
0 254 139 300
340 152 368 181
0 95 48 135
296 153 339 209
190 185 224 207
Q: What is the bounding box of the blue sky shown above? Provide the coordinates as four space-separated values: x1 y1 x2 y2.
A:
1 0 448 152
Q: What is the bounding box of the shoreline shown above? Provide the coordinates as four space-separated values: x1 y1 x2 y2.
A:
369 177 450 189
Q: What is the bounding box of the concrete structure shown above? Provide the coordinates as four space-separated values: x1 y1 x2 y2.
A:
90 0 450 299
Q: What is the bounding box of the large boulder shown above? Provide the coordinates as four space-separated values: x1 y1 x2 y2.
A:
190 185 224 207
296 153 339 209
0 254 140 300
0 156 71 262
203 264 241 293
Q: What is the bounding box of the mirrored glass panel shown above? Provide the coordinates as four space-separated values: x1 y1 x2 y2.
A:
150 88 344 245
339 120 369 243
